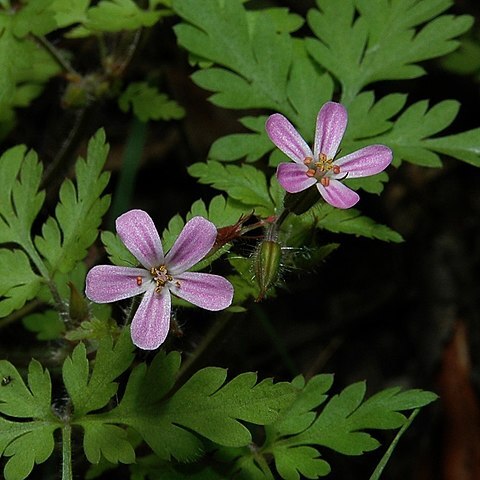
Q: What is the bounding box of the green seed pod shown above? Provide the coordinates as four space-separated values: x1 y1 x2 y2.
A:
255 239 282 301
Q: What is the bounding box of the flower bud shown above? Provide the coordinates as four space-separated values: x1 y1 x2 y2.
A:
254 239 282 301
68 281 90 324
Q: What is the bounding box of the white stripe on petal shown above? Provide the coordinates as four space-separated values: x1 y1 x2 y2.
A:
116 209 164 269
266 114 313 164
166 216 217 275
170 272 233 311
333 145 392 178
85 265 149 303
130 288 171 350
314 102 347 160
316 179 360 209
276 162 316 193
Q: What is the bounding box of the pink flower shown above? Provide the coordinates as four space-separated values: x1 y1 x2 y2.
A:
85 210 234 350
266 102 392 209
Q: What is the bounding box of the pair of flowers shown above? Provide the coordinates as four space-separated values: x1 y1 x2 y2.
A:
86 102 392 350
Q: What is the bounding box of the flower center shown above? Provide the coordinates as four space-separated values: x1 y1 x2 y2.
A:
304 153 340 187
150 265 174 293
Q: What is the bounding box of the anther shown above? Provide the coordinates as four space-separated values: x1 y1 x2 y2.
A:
303 157 313 165
333 165 340 174
136 276 143 286
320 177 330 187
306 169 316 177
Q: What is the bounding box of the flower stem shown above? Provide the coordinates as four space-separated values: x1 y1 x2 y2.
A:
34 35 79 77
369 409 420 480
176 311 235 385
61 424 73 480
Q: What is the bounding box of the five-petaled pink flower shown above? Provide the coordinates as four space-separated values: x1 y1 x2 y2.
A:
266 102 393 209
85 209 234 350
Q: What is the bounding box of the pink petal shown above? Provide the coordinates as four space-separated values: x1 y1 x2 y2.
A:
314 102 348 160
85 265 148 303
169 272 234 311
165 217 217 275
130 288 171 350
333 145 392 178
266 113 313 164
276 162 317 193
316 179 360 209
116 209 164 269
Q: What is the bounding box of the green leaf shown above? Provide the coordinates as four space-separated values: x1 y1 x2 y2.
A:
62 328 135 417
247 8 304 34
0 249 42 317
68 0 164 36
289 202 403 243
50 0 89 27
130 454 227 480
82 422 136 464
35 129 111 274
173 0 293 112
306 0 473 102
0 359 58 480
0 420 57 480
188 161 275 217
274 375 334 437
274 446 330 480
118 82 185 122
0 145 44 247
424 128 480 167
373 99 461 167
162 195 245 251
291 381 437 455
101 230 138 267
209 120 272 163
11 0 58 37
0 16 60 111
105 351 295 461
22 310 65 340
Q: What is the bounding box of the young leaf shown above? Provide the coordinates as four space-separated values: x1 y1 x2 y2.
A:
0 359 58 480
118 82 185 122
62 328 135 417
35 129 111 274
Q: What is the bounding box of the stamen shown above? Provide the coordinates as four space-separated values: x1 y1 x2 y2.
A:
333 165 340 174
306 169 316 177
136 276 143 286
303 157 313 165
150 265 174 293
320 177 330 187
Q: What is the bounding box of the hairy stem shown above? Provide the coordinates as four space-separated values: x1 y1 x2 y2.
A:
61 424 73 480
34 35 79 77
